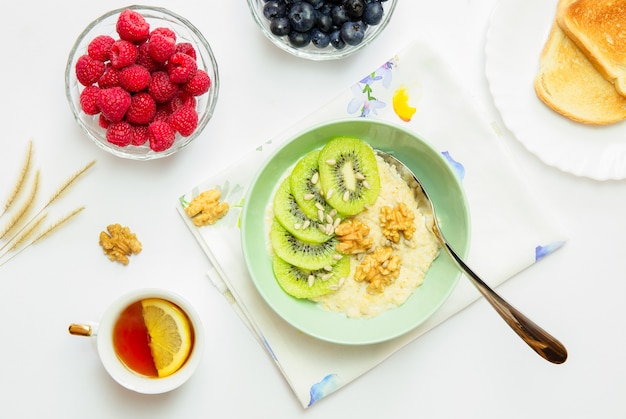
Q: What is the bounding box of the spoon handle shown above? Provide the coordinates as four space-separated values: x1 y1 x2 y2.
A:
441 241 568 364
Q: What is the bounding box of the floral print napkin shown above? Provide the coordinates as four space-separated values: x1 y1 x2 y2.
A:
177 41 567 408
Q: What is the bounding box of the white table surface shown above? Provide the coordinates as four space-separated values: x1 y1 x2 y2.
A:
1 1 625 418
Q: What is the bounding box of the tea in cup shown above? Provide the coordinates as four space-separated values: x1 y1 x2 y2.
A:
69 288 204 394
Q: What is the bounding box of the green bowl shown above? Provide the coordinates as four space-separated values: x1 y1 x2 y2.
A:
241 119 470 345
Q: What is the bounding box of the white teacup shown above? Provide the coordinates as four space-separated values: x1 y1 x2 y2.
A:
69 288 204 394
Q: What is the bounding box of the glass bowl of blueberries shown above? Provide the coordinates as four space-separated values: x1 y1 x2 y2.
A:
247 0 396 60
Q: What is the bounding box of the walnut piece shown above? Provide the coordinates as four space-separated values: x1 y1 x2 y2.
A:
185 189 229 227
354 247 401 294
335 219 373 254
99 224 142 265
380 202 416 244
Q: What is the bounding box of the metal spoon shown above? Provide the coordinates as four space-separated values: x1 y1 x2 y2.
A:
375 150 568 364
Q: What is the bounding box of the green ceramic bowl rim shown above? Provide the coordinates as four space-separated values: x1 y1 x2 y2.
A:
241 118 471 345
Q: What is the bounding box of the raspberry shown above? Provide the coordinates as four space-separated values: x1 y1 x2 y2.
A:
175 42 197 60
148 71 178 103
75 54 105 86
109 40 138 68
169 91 196 112
126 92 156 125
97 86 131 122
116 9 150 43
153 104 172 122
98 114 110 129
97 66 120 89
166 52 197 84
151 27 177 41
131 124 149 146
147 33 176 63
136 42 161 73
106 121 133 147
182 69 211 96
87 35 115 61
148 120 176 152
170 106 198 137
174 42 198 60
118 64 151 92
79 85 100 115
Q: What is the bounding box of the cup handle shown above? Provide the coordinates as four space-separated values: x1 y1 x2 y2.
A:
68 323 99 337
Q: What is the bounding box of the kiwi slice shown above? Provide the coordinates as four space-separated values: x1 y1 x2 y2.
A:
270 220 339 271
273 177 332 244
290 149 333 220
318 136 381 215
272 255 350 299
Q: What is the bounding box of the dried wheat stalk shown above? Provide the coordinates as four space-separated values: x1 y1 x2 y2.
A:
0 169 39 240
0 207 84 267
1 140 32 218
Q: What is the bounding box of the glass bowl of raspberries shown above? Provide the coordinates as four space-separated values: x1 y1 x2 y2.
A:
247 0 396 60
65 6 219 160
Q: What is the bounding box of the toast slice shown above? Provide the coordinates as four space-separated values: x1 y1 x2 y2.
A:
534 0 626 124
558 0 626 96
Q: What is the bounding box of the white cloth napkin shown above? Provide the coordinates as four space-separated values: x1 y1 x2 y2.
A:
177 41 567 408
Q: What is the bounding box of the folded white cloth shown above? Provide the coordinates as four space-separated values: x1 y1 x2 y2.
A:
177 41 567 408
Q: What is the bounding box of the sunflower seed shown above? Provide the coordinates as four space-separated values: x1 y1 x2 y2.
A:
308 275 315 287
363 180 371 190
294 223 302 230
311 172 319 185
355 172 365 180
326 159 336 165
326 188 334 199
315 202 325 211
343 191 350 202
304 193 315 201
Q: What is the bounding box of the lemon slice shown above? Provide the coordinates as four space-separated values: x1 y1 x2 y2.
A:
141 298 193 378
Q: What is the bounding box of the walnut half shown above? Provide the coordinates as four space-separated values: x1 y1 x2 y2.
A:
99 224 142 265
335 219 373 254
380 202 416 244
185 189 229 227
354 247 401 294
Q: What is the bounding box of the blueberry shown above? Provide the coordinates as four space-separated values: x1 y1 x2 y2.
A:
363 1 383 25
310 28 331 48
288 29 312 47
308 0 326 9
288 2 317 32
331 5 350 26
319 3 333 14
329 29 346 49
340 20 366 45
316 12 334 32
270 17 291 36
263 0 287 19
344 0 365 19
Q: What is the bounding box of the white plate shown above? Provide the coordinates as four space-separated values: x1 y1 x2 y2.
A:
485 0 626 180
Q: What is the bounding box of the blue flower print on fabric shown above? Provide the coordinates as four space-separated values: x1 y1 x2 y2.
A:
347 58 397 118
308 374 341 406
535 241 565 261
442 151 465 181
